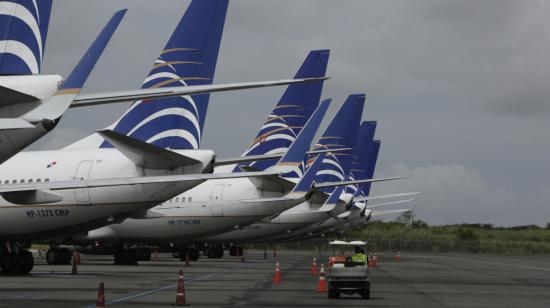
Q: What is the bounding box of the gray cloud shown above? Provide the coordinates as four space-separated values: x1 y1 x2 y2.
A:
32 0 550 226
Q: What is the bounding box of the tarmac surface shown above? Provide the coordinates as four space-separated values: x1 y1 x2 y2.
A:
0 250 549 307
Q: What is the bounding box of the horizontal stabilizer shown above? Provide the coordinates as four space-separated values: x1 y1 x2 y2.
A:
247 173 296 192
314 176 408 189
0 118 35 129
70 77 328 108
372 209 412 217
214 147 352 167
0 85 39 106
98 130 201 169
366 198 415 209
354 191 421 202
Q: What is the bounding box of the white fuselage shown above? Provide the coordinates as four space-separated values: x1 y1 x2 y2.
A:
80 169 304 243
0 148 213 241
201 192 354 243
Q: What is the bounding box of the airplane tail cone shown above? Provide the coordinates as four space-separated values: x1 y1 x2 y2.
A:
175 270 190 306
272 261 282 284
71 253 78 275
311 257 318 275
316 264 327 292
95 282 105 308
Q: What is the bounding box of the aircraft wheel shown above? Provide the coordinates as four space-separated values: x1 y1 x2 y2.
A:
114 251 127 265
60 248 72 265
46 248 59 265
0 253 15 274
126 249 138 265
20 251 34 274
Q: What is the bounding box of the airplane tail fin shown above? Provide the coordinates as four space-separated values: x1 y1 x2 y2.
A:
0 0 53 74
360 140 381 196
312 94 365 192
347 121 377 197
99 0 228 150
238 49 329 172
266 99 330 174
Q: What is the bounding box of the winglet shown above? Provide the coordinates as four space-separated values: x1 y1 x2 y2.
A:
291 153 326 193
22 9 126 122
267 99 331 173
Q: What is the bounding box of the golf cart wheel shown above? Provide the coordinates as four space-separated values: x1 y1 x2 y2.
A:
328 288 340 299
361 282 371 299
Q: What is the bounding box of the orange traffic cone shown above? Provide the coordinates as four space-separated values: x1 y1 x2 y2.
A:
96 282 105 308
272 261 282 284
394 251 401 262
311 257 318 275
316 264 327 292
71 253 78 275
175 270 190 306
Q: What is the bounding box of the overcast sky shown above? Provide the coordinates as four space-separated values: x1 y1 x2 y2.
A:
35 0 550 226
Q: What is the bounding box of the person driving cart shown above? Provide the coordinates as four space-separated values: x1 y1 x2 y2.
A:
351 246 367 264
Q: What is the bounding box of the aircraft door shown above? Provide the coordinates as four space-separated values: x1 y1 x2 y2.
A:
210 184 224 216
73 160 93 204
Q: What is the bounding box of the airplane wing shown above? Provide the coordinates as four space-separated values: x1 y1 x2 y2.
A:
71 77 328 108
371 209 412 216
0 171 280 194
313 176 408 189
354 192 421 202
214 147 353 167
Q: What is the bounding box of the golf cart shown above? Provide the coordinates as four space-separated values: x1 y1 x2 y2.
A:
326 240 370 299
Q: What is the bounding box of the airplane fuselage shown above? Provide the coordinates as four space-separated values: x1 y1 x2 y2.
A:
0 148 213 241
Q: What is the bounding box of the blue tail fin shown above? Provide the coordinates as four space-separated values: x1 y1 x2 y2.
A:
348 121 377 196
268 99 330 173
361 140 381 196
313 94 365 192
239 50 329 171
101 0 228 149
0 0 52 74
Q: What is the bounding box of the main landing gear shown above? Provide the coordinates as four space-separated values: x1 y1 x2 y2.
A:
1 243 34 274
46 247 73 265
113 245 152 265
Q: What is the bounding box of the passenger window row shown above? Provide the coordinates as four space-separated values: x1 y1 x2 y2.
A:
164 196 192 204
3 178 50 184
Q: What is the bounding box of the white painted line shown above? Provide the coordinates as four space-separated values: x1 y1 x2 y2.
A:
81 266 236 307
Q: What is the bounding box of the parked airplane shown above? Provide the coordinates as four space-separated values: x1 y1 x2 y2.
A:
0 0 317 165
79 96 333 264
200 94 367 243
275 137 416 241
0 0 322 274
